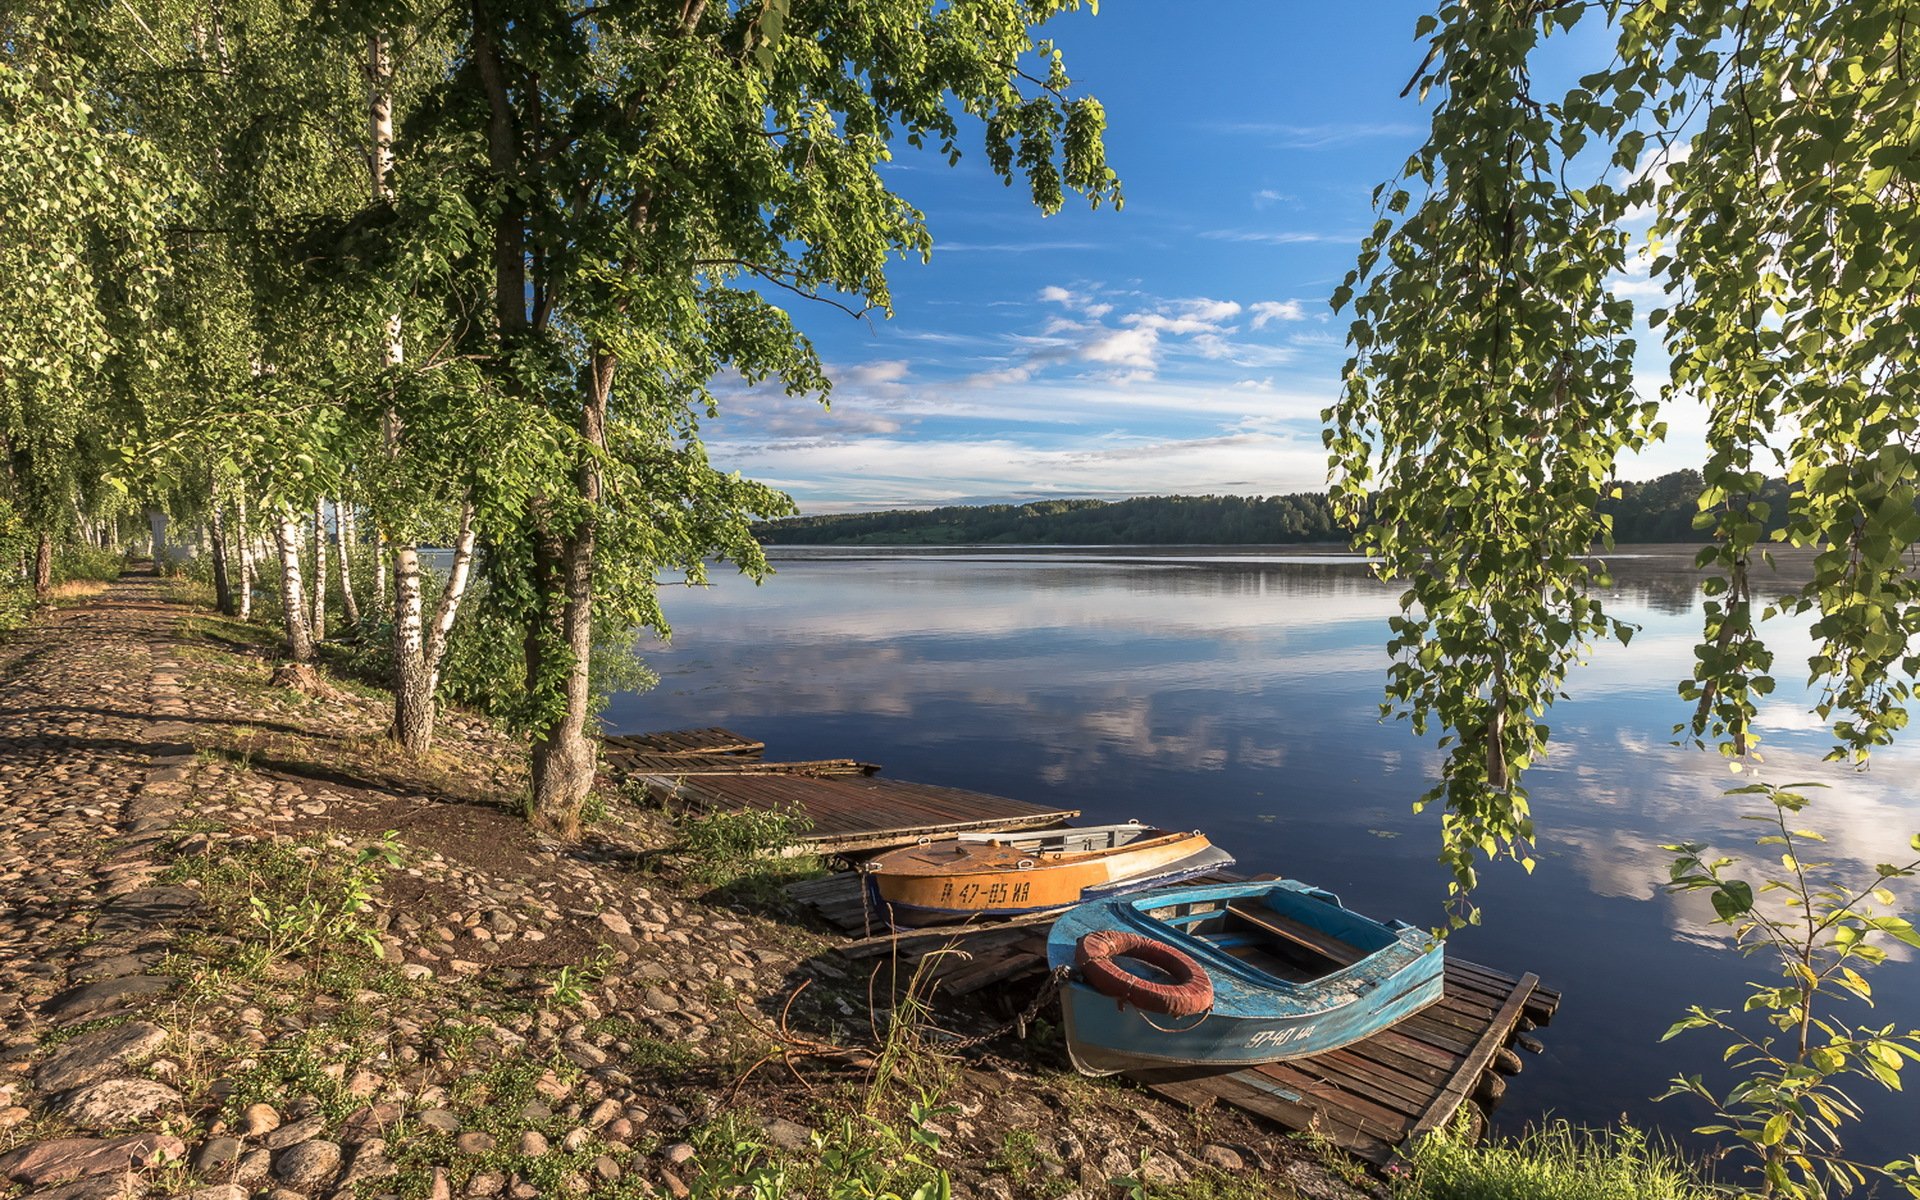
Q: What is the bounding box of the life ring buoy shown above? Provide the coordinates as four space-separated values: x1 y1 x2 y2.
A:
1074 930 1213 1016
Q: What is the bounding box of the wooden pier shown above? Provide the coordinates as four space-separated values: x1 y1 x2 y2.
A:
640 774 1077 855
786 870 1557 1161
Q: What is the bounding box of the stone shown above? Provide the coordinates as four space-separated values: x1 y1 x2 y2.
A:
231 1148 273 1186
191 1135 244 1174
762 1118 812 1152
639 988 676 1013
454 1132 495 1155
660 1169 690 1200
272 1138 342 1190
34 1022 166 1093
39 977 176 1025
416 1107 460 1134
239 1102 281 1136
0 1133 184 1186
597 912 632 937
183 1186 248 1200
663 1143 695 1166
0 1107 28 1130
53 1078 182 1130
465 1170 505 1197
261 1113 325 1150
584 1098 621 1129
1198 1144 1244 1172
592 1155 620 1183
18 1177 136 1200
516 1131 548 1156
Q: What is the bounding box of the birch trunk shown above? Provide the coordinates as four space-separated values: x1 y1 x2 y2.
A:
391 503 477 753
372 528 387 615
310 497 328 642
235 485 254 621
335 500 362 631
273 508 314 662
209 485 235 615
372 27 474 753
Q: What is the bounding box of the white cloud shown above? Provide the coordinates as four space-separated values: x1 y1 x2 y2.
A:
844 360 911 387
1039 285 1077 305
1082 327 1161 369
1201 229 1346 245
1250 300 1306 328
1253 189 1293 208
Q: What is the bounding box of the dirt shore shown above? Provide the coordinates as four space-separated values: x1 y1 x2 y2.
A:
0 573 1383 1200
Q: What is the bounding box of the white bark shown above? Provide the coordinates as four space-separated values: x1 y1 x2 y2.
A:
310 496 328 642
273 507 314 661
335 500 362 629
236 486 254 620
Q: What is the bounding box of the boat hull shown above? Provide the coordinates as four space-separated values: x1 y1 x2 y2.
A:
866 825 1233 928
868 844 1235 928
1046 880 1445 1075
1057 946 1444 1074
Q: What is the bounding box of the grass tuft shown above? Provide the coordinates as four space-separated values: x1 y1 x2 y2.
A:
1393 1118 1716 1200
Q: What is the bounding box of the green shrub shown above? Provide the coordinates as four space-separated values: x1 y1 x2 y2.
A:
678 803 814 886
1394 1119 1715 1200
53 543 124 583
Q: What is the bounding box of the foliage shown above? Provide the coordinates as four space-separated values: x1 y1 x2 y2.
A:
688 1100 954 1200
1660 782 1920 1199
678 803 816 887
1334 0 1920 918
1393 1117 1714 1200
758 472 1814 547
173 831 404 967
52 544 124 584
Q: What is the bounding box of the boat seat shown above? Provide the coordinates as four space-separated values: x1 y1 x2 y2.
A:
1224 900 1363 968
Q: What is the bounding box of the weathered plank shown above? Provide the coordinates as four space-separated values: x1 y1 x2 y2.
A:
1409 972 1539 1138
604 727 765 756
646 774 1077 854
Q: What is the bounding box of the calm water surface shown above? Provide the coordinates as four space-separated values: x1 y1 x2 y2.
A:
603 546 1920 1161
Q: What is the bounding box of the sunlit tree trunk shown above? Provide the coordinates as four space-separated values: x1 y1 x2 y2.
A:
208 479 235 615
235 485 254 620
310 496 328 641
335 499 361 631
273 507 314 662
371 27 475 753
527 357 608 831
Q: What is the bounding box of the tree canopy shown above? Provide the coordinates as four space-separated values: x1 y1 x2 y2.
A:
1332 1 1920 910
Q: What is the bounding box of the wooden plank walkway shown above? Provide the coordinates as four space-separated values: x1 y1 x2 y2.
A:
639 774 1078 855
610 754 879 778
786 869 1558 1160
604 727 766 757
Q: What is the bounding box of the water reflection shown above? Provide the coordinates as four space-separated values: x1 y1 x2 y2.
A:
606 546 1920 1159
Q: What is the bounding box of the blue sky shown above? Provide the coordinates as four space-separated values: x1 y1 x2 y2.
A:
704 3 1692 514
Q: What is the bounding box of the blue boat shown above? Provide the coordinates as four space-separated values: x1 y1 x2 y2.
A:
1046 880 1444 1076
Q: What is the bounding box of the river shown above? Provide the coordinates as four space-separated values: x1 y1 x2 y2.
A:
602 545 1920 1163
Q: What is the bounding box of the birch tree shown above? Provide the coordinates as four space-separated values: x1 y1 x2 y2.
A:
407 0 1118 831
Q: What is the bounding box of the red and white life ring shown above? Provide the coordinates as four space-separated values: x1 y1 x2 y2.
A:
1074 930 1214 1016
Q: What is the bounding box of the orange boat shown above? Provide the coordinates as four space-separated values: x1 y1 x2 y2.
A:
862 822 1234 928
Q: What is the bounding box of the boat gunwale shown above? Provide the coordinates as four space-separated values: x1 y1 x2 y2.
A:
870 828 1214 879
1082 881 1439 1010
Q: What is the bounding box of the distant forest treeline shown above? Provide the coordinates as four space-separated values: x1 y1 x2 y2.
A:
757 470 1772 545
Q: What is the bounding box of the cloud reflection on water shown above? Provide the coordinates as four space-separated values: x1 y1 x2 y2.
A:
609 546 1920 1156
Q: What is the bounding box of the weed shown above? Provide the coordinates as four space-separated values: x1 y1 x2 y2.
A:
677 804 814 888
1393 1117 1715 1200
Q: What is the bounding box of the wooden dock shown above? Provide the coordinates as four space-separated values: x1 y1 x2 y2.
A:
638 772 1079 855
605 727 767 757
786 870 1556 1160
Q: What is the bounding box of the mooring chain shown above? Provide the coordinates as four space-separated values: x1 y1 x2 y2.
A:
933 964 1073 1053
